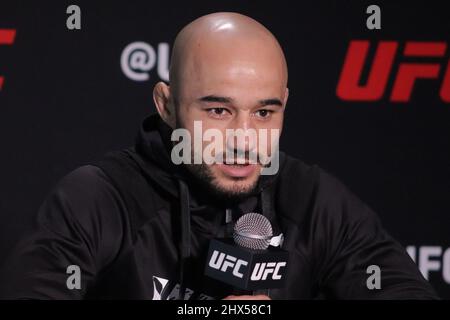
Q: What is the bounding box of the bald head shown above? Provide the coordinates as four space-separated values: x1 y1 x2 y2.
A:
154 12 289 129
153 12 289 198
168 12 288 105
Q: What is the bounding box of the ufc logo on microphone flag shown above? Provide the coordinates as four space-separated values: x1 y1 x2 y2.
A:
208 250 249 278
205 239 289 290
250 262 286 281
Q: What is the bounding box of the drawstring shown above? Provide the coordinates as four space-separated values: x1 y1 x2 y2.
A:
259 188 274 299
177 180 191 300
261 188 271 219
261 186 282 242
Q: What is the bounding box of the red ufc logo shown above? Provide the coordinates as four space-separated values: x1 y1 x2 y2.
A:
0 29 16 90
336 40 450 103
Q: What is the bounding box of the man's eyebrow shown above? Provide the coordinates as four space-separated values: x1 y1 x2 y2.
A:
198 95 283 107
198 95 234 104
258 98 283 107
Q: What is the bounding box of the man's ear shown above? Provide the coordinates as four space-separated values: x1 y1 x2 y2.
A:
283 87 289 108
153 81 176 128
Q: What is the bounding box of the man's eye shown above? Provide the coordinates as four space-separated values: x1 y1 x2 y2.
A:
255 109 273 118
207 108 229 117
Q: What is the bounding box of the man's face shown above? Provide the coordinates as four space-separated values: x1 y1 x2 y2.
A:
172 41 288 200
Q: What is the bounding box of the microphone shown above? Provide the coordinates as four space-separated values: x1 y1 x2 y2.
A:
204 212 289 292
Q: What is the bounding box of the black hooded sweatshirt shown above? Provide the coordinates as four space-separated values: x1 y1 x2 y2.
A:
0 114 438 300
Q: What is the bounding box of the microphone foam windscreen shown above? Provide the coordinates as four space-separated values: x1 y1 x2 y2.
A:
233 212 273 250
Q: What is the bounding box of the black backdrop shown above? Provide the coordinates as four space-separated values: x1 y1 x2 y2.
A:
1 0 449 298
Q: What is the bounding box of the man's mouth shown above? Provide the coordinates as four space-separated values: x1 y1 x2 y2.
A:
216 163 258 178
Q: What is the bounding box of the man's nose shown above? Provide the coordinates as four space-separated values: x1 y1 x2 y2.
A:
225 113 257 153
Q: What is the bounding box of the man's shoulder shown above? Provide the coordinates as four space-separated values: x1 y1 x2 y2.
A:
279 153 319 183
54 164 117 200
43 165 126 225
279 153 358 200
60 164 110 184
277 153 371 224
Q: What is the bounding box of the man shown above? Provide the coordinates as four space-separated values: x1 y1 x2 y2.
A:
0 12 438 300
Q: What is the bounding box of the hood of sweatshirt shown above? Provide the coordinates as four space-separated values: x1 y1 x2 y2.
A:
133 113 285 225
